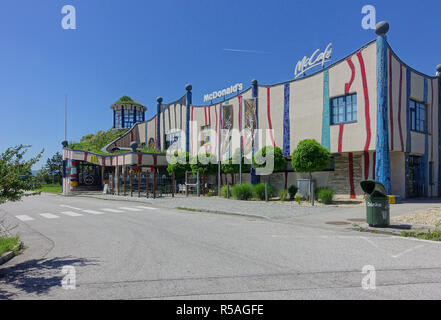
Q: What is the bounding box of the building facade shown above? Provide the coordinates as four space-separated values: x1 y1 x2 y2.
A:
65 25 441 200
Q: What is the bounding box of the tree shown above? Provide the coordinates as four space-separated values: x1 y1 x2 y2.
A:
0 145 44 205
291 139 330 203
166 152 191 179
221 148 250 184
252 146 286 173
190 153 217 195
44 152 63 185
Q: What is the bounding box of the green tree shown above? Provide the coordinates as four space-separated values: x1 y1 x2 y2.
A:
252 146 286 173
221 148 250 184
44 152 63 185
291 139 330 203
291 139 330 179
166 152 191 179
0 145 44 204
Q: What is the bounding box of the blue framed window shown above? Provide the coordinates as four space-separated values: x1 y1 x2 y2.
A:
331 93 357 125
410 99 427 133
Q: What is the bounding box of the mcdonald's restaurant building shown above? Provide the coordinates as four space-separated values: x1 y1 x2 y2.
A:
63 23 441 200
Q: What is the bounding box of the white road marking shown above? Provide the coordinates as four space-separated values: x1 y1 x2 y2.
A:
392 244 425 258
118 207 142 212
15 215 34 221
61 211 83 217
40 213 59 219
83 210 106 215
101 208 124 213
60 205 83 211
135 206 158 210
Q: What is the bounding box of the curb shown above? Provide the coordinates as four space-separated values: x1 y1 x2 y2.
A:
0 241 23 266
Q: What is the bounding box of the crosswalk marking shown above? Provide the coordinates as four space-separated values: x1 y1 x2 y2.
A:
40 213 59 219
101 208 124 213
60 205 83 211
135 206 158 210
61 211 83 217
118 207 142 212
82 209 105 215
15 215 34 221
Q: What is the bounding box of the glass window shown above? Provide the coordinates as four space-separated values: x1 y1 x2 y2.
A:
330 93 357 125
114 110 122 128
200 125 211 146
410 99 427 133
136 109 144 123
124 109 134 128
165 132 180 149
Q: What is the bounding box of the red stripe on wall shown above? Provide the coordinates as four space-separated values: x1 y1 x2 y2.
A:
215 104 218 157
364 151 369 180
84 152 88 162
398 65 404 151
154 117 157 148
190 106 194 154
208 105 211 126
338 124 344 153
389 50 394 151
102 157 105 166
356 52 372 152
110 157 113 166
153 155 157 166
348 153 356 199
357 52 371 182
345 58 355 95
116 156 118 166
238 95 243 149
267 87 275 147
138 154 142 165
372 152 376 180
130 131 134 141
204 106 207 126
431 79 434 160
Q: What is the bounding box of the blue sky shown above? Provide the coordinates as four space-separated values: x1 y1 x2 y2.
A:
0 0 439 168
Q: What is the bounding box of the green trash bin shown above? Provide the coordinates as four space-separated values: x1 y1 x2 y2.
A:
360 180 390 227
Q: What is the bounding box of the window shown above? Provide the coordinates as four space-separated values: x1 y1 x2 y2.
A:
331 93 357 124
124 109 134 128
136 109 144 123
114 110 122 128
200 125 211 146
410 100 427 133
165 132 180 149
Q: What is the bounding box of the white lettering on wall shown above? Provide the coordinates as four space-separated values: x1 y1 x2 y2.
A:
294 43 332 79
204 83 243 102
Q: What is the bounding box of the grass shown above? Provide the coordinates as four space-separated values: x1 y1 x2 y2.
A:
38 184 62 194
401 230 441 241
0 236 20 256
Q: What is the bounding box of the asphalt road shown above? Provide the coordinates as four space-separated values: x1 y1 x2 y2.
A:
1 194 441 299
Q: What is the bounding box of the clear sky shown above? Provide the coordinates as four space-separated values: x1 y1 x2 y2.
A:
1 0 440 168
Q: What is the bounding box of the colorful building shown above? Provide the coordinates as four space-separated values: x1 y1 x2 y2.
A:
63 23 441 200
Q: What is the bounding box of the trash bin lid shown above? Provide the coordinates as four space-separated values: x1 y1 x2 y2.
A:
360 180 388 197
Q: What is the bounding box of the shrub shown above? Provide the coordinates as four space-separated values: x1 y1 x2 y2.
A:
231 184 253 200
252 183 274 201
288 185 298 200
220 185 229 198
295 195 302 205
279 189 288 202
317 188 334 204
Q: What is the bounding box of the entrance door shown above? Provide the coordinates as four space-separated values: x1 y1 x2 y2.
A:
408 156 423 198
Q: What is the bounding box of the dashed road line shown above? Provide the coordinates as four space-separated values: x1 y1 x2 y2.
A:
60 205 83 211
15 215 34 222
101 208 124 213
118 207 142 212
135 206 158 210
40 213 60 219
61 211 83 217
82 210 106 215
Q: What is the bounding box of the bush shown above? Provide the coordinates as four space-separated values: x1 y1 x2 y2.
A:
279 189 288 202
317 188 334 204
288 185 298 200
231 184 253 200
220 185 229 198
252 183 274 201
295 195 302 204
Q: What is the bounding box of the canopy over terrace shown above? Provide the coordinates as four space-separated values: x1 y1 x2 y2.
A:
62 148 169 196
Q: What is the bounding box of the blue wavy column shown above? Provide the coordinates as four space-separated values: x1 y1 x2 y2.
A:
185 84 192 154
375 32 391 194
156 97 163 150
283 83 291 156
404 69 411 198
321 70 330 150
438 74 441 197
250 79 260 185
422 79 429 197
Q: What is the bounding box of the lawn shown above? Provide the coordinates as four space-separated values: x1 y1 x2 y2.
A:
0 236 20 256
39 184 62 194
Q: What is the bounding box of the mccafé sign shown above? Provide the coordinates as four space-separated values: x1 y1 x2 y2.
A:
294 43 333 79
